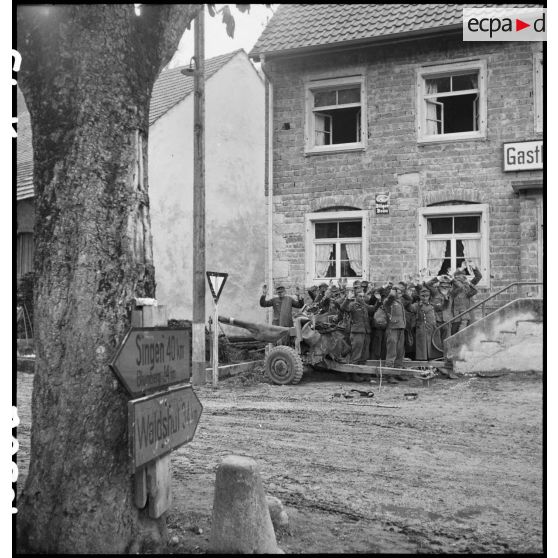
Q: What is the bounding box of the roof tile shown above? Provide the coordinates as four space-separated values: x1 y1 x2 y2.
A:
17 50 245 200
250 4 540 58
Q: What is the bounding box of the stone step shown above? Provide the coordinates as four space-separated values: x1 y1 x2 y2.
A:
496 331 517 346
478 340 503 352
515 320 542 337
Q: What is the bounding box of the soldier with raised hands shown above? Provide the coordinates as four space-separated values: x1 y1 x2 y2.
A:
259 284 304 327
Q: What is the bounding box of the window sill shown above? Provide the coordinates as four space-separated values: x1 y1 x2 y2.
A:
304 144 365 157
417 132 486 145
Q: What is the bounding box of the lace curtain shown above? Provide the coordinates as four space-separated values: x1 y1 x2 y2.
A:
461 239 481 269
427 240 447 276
315 244 333 278
345 243 362 276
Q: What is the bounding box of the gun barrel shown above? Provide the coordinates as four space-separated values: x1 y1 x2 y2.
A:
218 316 291 343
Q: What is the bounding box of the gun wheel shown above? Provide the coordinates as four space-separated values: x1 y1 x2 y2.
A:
265 345 304 385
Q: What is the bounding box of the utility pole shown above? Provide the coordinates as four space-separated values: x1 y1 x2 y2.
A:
192 8 206 385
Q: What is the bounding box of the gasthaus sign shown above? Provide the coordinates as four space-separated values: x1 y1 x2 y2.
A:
128 384 202 470
110 327 190 397
503 140 543 172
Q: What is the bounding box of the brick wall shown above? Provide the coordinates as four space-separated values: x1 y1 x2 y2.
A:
265 34 543 298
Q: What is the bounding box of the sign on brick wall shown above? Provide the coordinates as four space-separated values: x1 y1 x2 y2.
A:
375 193 390 214
503 140 543 172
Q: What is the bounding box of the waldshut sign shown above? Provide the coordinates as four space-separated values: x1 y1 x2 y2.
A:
128 384 203 470
110 327 190 397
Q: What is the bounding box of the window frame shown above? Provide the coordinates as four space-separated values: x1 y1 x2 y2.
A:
304 75 367 155
534 52 543 134
305 210 368 285
417 204 490 288
416 60 487 143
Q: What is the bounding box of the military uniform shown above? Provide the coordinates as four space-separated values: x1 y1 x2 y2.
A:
410 297 439 360
450 267 482 334
384 294 406 368
259 292 304 327
340 297 376 364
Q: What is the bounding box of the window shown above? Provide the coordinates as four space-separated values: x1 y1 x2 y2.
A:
418 204 489 286
534 52 543 133
305 210 368 284
417 60 487 142
17 232 34 279
305 76 366 153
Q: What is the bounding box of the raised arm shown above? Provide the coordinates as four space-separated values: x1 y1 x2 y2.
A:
259 284 274 307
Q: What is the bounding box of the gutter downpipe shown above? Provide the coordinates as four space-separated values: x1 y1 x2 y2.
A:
261 55 273 326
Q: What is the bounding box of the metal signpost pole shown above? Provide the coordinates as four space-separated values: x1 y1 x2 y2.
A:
213 302 219 387
192 9 206 385
206 271 228 388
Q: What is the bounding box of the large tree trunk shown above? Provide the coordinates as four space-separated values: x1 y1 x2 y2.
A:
16 5 200 553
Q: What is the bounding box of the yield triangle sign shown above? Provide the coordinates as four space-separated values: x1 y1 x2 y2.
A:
206 271 228 303
516 18 530 31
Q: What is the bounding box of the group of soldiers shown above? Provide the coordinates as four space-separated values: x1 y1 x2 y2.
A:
260 262 482 369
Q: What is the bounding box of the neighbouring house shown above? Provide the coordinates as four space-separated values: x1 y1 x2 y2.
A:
16 94 34 283
16 49 267 324
148 49 266 322
250 4 543 301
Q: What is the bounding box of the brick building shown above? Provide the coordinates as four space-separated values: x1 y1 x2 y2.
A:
250 4 544 299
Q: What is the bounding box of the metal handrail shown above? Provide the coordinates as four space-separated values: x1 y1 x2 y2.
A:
431 281 543 354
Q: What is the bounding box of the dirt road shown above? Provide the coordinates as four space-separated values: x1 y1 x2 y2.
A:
16 368 543 554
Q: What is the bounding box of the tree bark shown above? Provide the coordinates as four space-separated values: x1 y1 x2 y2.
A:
16 4 201 553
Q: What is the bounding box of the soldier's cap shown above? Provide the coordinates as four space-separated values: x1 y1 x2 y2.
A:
397 281 407 289
318 282 328 288
353 280 362 286
438 275 452 283
329 285 339 293
275 285 286 292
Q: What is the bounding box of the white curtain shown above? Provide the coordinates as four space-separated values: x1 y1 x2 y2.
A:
345 243 362 276
461 239 481 269
315 244 332 278
425 80 439 135
427 240 447 276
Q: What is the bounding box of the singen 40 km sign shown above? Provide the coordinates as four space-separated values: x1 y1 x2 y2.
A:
109 327 190 397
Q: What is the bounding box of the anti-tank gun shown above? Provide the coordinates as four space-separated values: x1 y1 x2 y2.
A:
219 310 436 386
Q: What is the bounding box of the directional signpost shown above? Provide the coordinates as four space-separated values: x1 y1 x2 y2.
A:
110 301 202 518
110 327 190 397
206 271 228 387
128 384 203 471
